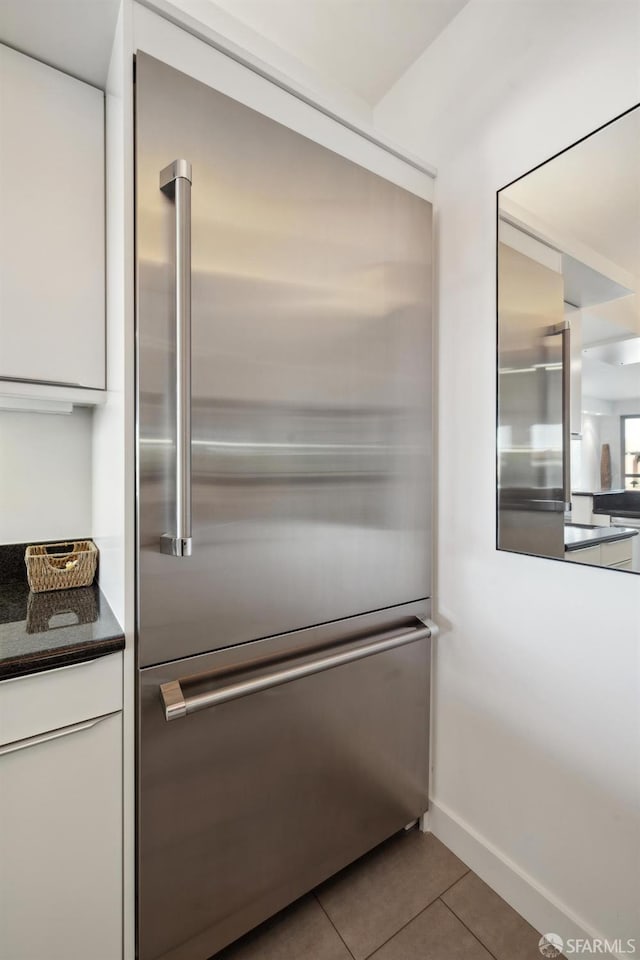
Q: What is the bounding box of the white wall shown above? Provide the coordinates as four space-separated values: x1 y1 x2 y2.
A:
145 0 373 125
96 7 136 958
375 0 640 948
92 0 133 629
0 408 92 543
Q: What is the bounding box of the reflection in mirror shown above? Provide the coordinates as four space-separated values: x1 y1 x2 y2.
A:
497 104 640 573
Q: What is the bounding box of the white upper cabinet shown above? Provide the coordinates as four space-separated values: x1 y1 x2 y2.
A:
0 45 105 389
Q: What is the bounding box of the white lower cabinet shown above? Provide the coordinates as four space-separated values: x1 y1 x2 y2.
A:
565 544 602 565
565 537 634 568
0 657 123 960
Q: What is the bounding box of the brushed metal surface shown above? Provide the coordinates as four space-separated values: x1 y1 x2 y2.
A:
159 158 192 188
138 607 431 960
136 53 433 667
497 241 565 559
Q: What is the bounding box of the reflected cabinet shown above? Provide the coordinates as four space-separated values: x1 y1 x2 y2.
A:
497 104 640 574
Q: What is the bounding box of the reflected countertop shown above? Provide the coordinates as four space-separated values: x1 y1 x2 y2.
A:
572 489 626 497
0 543 124 680
591 490 640 519
564 523 639 551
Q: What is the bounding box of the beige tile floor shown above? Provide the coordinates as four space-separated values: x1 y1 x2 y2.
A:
214 829 548 960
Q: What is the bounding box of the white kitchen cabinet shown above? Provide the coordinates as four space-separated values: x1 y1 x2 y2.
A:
0 655 123 960
601 538 634 566
565 537 634 567
0 652 123 745
565 544 602 565
0 44 105 389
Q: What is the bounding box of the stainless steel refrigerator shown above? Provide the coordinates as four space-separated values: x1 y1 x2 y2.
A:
136 53 434 960
497 240 569 559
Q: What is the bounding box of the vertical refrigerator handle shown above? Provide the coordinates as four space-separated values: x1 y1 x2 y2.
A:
561 320 571 510
547 319 571 511
160 160 193 557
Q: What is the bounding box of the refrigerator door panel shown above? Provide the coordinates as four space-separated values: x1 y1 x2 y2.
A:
497 241 566 559
137 606 430 960
136 53 432 667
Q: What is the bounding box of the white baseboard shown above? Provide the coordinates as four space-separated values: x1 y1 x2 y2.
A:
427 798 626 959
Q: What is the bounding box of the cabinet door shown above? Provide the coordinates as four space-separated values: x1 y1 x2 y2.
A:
0 711 122 960
565 545 601 565
0 45 105 388
601 538 633 567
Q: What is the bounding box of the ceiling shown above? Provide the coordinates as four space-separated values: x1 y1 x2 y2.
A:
504 106 640 404
0 0 469 99
0 0 120 87
209 0 470 105
580 300 639 401
581 296 639 346
582 355 640 402
504 105 640 278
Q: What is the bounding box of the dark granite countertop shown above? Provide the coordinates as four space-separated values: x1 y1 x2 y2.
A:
564 524 639 552
0 543 124 680
592 491 640 520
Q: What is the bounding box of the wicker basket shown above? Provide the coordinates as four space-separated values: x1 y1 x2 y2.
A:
25 541 98 593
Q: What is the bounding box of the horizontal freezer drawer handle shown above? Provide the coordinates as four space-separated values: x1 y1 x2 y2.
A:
160 620 438 721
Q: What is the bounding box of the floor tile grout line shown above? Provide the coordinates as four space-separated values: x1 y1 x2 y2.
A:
435 867 472 901
314 893 358 960
438 898 501 960
350 867 473 960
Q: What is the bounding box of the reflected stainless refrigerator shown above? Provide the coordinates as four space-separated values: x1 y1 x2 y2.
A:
136 53 433 960
497 240 569 559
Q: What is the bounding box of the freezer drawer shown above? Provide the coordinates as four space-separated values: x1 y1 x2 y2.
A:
138 606 431 960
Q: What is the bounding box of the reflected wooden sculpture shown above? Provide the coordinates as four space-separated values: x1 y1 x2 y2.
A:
600 443 612 491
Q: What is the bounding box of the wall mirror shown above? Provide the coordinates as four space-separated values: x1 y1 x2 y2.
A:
497 105 640 573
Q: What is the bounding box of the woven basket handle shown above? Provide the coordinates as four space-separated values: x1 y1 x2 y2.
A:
43 549 79 572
